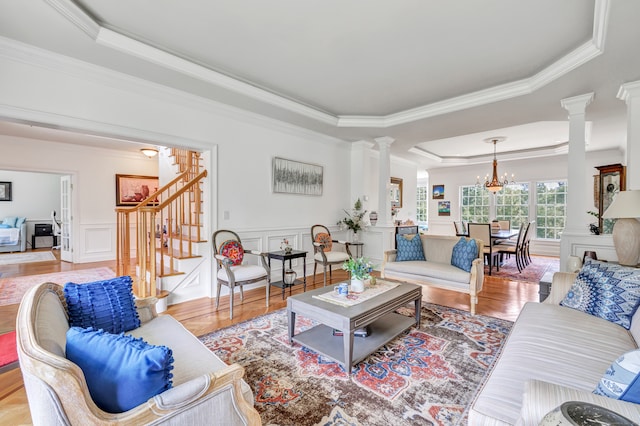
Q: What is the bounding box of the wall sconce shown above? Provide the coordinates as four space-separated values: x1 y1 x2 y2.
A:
140 148 159 158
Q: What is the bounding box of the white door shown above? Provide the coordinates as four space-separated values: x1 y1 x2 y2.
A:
60 175 73 262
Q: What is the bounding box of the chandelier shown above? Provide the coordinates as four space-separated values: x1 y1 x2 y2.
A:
476 137 514 193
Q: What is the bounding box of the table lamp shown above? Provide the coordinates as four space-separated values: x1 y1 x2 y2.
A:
602 190 640 266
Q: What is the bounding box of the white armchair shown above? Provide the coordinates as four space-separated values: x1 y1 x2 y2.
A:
212 229 270 319
310 224 352 287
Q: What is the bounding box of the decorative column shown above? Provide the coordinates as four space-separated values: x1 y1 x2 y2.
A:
375 137 395 226
617 80 640 190
560 92 594 270
350 140 374 208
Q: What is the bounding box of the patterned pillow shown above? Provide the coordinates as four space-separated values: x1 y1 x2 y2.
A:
66 327 174 413
396 234 425 262
64 276 141 334
314 232 333 252
560 259 640 330
594 349 640 403
451 238 478 272
219 240 244 266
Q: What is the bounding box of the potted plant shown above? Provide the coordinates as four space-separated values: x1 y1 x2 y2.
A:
337 198 368 241
342 257 373 293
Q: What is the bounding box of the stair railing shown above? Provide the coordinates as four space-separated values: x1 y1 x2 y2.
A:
116 152 207 298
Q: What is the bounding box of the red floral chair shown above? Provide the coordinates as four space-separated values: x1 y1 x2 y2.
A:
310 224 353 287
212 230 270 319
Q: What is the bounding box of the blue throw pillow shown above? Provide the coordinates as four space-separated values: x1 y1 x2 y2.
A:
396 234 425 262
560 259 640 330
594 349 640 403
64 276 140 334
2 217 17 228
66 327 174 413
451 237 478 272
15 217 26 227
0 224 10 229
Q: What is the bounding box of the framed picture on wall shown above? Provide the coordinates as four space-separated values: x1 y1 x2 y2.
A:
0 182 12 201
432 184 444 199
272 157 323 196
115 174 159 206
438 201 450 216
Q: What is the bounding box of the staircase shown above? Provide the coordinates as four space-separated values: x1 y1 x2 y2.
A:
115 148 208 299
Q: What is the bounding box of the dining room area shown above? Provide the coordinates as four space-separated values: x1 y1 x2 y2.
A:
454 219 538 277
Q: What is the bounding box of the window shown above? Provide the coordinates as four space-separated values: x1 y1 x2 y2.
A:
536 181 567 239
495 183 529 230
416 185 428 223
460 185 489 223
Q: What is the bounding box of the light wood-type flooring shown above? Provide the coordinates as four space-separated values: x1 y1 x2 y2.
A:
0 249 543 425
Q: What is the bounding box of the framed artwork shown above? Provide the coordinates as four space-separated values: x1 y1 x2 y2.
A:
438 201 451 216
0 182 11 201
272 157 323 196
390 177 403 207
432 184 444 199
115 174 159 206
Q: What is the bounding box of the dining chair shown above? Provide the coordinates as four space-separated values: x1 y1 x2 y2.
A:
453 221 467 236
310 224 353 287
212 229 271 320
497 223 526 272
498 220 511 231
467 223 500 275
522 221 535 266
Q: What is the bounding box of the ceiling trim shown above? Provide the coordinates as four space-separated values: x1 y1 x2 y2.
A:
44 0 610 129
409 142 569 165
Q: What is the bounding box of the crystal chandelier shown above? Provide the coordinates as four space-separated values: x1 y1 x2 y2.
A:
476 137 514 192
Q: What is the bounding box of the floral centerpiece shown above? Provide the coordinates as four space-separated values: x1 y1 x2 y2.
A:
338 198 368 239
342 257 374 293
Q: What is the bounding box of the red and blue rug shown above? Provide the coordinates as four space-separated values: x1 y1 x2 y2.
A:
199 303 512 426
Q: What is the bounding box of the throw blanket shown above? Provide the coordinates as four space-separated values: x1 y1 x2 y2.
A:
0 228 20 246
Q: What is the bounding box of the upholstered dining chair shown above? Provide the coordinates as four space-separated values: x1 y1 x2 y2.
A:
212 230 270 320
310 224 353 287
467 223 500 275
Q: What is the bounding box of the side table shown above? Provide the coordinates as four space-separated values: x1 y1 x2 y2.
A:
538 270 554 302
348 241 364 258
267 249 307 299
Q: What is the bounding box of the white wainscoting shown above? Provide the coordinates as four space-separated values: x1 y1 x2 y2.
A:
76 223 115 263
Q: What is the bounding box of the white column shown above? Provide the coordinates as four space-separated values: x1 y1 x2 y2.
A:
617 80 640 190
560 92 594 270
375 137 395 226
561 93 594 234
349 140 374 206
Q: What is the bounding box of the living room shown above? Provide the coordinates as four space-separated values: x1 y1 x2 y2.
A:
2 1 640 424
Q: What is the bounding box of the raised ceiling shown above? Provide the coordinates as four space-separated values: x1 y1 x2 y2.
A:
0 0 638 168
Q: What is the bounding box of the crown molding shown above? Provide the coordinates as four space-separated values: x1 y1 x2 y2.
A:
0 36 346 148
617 80 640 103
410 142 569 166
43 0 610 129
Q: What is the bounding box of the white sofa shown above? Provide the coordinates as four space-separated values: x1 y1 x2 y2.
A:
17 282 261 425
381 234 485 314
0 222 27 252
468 270 640 425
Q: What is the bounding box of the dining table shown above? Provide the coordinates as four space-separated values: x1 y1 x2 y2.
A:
456 228 520 243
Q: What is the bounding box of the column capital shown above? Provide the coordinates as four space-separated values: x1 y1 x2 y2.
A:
561 92 594 114
617 80 640 104
374 136 395 149
350 140 375 150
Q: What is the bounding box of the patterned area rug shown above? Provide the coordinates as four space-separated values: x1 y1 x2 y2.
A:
199 304 512 426
487 255 559 283
0 251 55 266
0 267 116 306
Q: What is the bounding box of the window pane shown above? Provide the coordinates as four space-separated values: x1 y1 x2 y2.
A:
535 180 567 241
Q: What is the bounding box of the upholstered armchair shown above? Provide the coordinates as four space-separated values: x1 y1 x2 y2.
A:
310 224 353 287
17 282 260 425
212 230 270 319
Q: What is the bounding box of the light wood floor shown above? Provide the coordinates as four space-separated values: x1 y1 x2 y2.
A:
0 249 543 425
